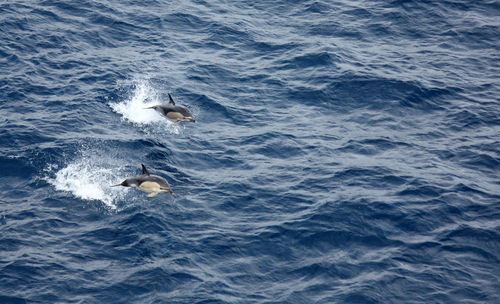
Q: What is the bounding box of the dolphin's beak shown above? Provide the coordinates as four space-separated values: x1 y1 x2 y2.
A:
144 106 155 109
187 117 196 123
110 184 122 187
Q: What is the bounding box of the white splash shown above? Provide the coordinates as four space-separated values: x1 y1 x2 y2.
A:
48 156 127 210
109 79 181 134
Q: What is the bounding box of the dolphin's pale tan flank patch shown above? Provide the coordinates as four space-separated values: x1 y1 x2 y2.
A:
166 111 185 120
140 181 162 192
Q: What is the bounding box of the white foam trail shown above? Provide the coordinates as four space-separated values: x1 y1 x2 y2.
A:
109 79 181 134
48 156 126 210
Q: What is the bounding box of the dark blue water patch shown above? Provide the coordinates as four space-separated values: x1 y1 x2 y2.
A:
432 143 500 175
442 24 499 50
166 144 248 172
336 138 412 156
1 260 67 302
293 172 341 194
165 12 213 33
461 152 500 173
39 0 93 18
0 236 34 254
397 183 445 198
340 293 380 304
187 64 241 85
246 136 305 159
29 7 68 25
297 229 399 251
394 204 458 234
399 86 457 111
329 167 408 190
307 21 365 40
251 211 402 261
208 23 254 47
448 106 500 130
212 185 316 217
0 49 20 70
451 183 500 203
103 268 202 301
252 41 302 55
24 217 80 236
286 75 454 113
0 156 33 179
385 0 500 44
276 52 340 70
448 109 486 129
0 295 27 304
302 1 333 14
440 243 499 265
441 226 500 257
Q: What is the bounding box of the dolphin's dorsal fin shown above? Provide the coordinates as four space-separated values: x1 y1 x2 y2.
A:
141 164 150 176
168 93 175 105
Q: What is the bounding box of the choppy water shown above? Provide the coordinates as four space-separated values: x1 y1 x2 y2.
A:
1 0 499 303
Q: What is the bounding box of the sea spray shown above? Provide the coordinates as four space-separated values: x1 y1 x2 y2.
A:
47 149 129 210
109 79 181 134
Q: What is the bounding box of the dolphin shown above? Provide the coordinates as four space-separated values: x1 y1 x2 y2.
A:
112 164 173 197
145 93 196 123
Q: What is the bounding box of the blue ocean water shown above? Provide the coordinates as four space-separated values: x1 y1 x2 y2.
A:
1 0 499 303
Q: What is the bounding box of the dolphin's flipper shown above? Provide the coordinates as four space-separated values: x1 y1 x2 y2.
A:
141 164 150 176
168 93 175 105
147 192 159 198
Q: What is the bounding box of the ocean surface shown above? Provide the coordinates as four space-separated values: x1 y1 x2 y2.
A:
1 0 499 303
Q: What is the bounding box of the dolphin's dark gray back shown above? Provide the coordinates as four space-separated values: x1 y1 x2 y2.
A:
137 175 170 189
